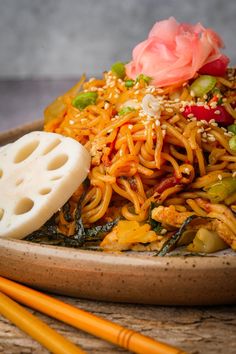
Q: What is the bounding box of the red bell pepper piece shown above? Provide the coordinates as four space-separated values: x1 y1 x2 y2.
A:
198 55 229 77
182 105 234 126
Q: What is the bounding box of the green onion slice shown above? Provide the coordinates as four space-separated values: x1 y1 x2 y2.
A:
125 79 135 88
190 75 217 97
229 135 236 151
72 92 98 110
136 74 152 84
111 62 126 79
118 106 135 116
228 124 236 135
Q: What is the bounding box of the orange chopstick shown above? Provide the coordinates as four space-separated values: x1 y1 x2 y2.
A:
0 291 86 354
0 276 187 354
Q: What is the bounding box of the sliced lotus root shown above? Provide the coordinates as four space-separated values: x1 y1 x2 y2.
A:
0 131 91 239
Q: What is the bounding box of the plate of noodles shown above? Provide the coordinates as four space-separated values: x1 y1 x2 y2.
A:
0 18 236 305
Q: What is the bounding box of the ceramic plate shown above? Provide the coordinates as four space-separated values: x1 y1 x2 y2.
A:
0 122 236 305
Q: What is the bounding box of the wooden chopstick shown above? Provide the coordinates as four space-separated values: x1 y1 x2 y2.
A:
0 291 86 354
0 276 187 354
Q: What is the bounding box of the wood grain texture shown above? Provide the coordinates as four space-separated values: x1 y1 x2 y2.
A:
0 295 235 354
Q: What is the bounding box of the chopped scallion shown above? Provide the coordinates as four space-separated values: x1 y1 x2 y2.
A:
118 106 135 116
125 79 135 88
136 74 152 84
111 61 126 79
229 135 236 151
190 75 217 98
228 124 236 135
72 92 98 110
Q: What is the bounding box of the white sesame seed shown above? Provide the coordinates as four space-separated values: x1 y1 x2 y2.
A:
160 228 167 235
69 120 75 125
183 167 190 174
214 110 221 115
232 171 236 178
196 121 203 126
197 128 204 133
218 174 223 180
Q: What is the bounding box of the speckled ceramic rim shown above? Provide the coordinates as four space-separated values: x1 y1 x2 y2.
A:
0 121 236 305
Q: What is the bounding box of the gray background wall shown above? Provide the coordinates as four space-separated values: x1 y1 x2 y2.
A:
1 0 236 79
0 0 236 131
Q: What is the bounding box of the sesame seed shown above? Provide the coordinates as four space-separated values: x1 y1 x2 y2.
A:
160 228 167 235
232 171 236 178
214 110 221 115
183 167 190 174
208 136 216 142
196 121 203 126
218 174 223 180
197 128 204 133
104 102 110 110
69 120 75 125
166 108 174 113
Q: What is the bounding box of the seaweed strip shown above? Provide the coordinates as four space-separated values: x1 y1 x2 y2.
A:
157 215 198 256
84 219 119 240
148 202 163 234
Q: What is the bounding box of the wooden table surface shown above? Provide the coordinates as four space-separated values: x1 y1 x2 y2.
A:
0 294 236 354
0 80 236 354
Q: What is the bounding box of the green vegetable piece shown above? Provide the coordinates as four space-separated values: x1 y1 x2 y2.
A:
190 75 217 97
205 177 236 203
228 124 236 135
72 92 98 110
111 61 126 79
118 106 135 116
136 74 152 84
229 135 236 151
125 79 135 88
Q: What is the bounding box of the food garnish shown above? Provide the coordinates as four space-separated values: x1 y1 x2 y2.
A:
0 132 90 239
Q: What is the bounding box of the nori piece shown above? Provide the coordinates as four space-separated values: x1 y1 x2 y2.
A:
157 215 198 256
148 202 163 234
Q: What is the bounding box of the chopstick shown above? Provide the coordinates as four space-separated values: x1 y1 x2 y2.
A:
0 276 187 354
0 291 86 354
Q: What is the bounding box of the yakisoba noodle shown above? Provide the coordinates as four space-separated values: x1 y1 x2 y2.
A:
41 66 236 254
